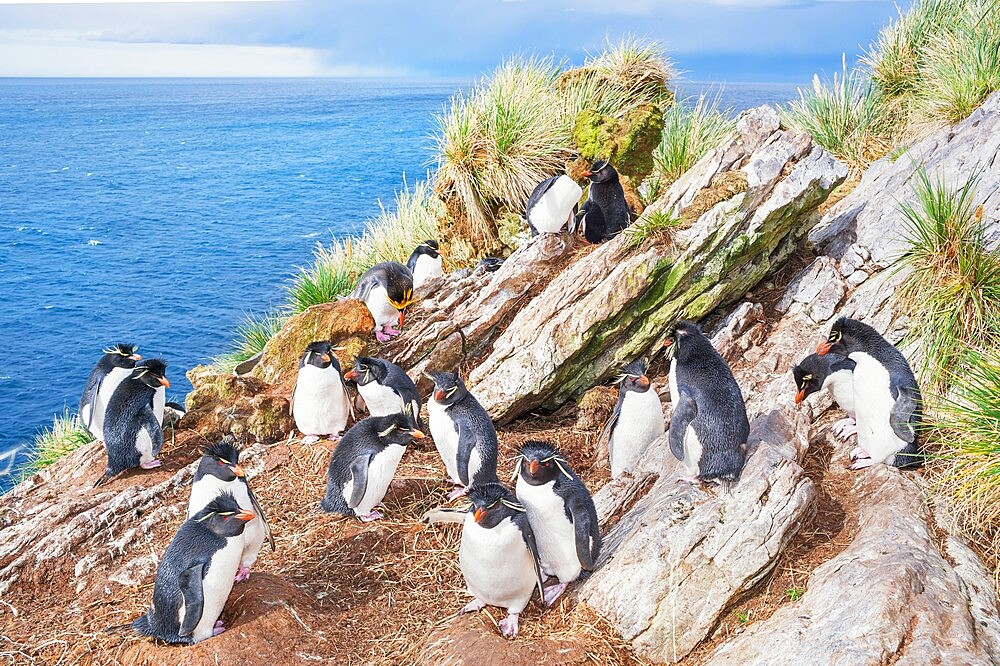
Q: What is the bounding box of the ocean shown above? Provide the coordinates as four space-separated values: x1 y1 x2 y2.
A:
0 78 800 491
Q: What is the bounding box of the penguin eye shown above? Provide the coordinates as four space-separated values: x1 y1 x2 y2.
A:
217 460 223 465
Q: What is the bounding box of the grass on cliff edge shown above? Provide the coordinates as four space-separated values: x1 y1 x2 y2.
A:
17 408 94 480
214 310 288 373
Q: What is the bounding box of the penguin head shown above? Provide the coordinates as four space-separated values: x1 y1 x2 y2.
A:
663 321 705 362
427 371 467 406
517 440 575 486
300 341 341 371
193 491 254 538
616 358 652 393
817 316 874 356
344 356 387 386
583 159 617 184
103 342 142 368
412 239 441 259
196 439 246 483
467 482 525 529
371 412 424 447
132 359 169 390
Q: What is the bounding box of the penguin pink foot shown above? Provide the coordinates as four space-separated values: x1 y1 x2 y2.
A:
358 509 384 522
461 598 486 613
850 457 876 470
850 445 870 460
375 328 392 343
235 566 251 582
543 582 569 606
447 485 467 501
498 614 520 639
140 459 162 470
832 418 857 440
383 324 402 338
678 473 700 483
301 434 320 445
212 620 226 636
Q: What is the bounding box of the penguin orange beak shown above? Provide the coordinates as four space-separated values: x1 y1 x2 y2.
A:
237 509 255 522
637 375 650 389
159 377 170 388
474 507 487 523
434 389 446 401
398 311 405 328
408 429 425 440
794 389 806 405
321 353 331 363
663 339 673 348
528 459 540 475
130 353 142 361
583 171 592 177
344 369 359 381
816 341 833 355
230 465 246 478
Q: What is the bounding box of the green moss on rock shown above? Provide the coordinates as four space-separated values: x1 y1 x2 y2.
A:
572 103 665 184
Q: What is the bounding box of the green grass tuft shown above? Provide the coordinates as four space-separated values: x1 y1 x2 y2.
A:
785 587 806 602
19 409 94 479
214 310 288 372
624 211 681 248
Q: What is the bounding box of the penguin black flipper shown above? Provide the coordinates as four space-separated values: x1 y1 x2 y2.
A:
889 384 920 445
519 519 546 602
340 375 356 423
178 563 206 638
669 389 698 462
348 453 372 509
575 200 606 245
81 372 104 429
246 485 276 551
350 272 381 304
568 493 600 571
455 425 474 487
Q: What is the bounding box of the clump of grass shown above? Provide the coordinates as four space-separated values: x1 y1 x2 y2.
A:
784 587 806 602
624 210 681 248
897 166 1000 385
214 310 288 372
644 92 735 202
19 409 94 478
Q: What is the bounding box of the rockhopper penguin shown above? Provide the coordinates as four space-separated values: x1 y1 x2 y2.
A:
320 412 424 521
598 358 666 478
514 441 601 605
95 358 169 487
349 261 415 343
426 371 499 500
524 174 584 235
290 341 354 444
79 342 141 442
132 492 254 644
459 482 545 639
665 322 750 483
345 356 422 428
573 159 631 244
792 352 858 443
816 316 922 469
406 240 444 290
187 440 275 582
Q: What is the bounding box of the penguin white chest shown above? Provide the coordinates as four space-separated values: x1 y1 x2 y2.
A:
153 387 166 426
293 365 349 436
823 369 856 418
459 516 537 614
609 388 665 478
411 254 443 289
529 176 583 233
428 399 461 482
850 353 901 464
516 479 581 582
365 285 399 329
189 535 242 643
358 381 404 417
350 444 406 516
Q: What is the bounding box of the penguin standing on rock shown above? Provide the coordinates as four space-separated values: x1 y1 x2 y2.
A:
320 413 424 521
95 358 169 487
132 492 254 644
406 240 444 290
426 371 499 500
665 322 749 483
816 316 922 469
524 175 584 235
459 482 545 639
188 440 275 582
345 356 422 427
599 358 665 478
792 352 858 442
514 441 601 605
79 343 141 442
290 341 353 444
574 159 630 244
350 261 415 343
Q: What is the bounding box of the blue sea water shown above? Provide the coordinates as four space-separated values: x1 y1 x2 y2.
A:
0 78 799 491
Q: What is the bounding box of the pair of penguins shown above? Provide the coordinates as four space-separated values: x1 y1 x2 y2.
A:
79 343 183 487
793 316 922 468
347 239 443 343
525 159 631 244
132 439 274 644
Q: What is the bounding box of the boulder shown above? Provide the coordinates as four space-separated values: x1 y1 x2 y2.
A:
183 368 293 445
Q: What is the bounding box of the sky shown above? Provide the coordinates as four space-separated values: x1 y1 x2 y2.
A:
0 0 911 82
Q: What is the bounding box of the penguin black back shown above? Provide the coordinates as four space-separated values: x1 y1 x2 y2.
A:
352 261 415 307
406 240 440 272
97 358 169 485
428 371 499 487
576 159 630 243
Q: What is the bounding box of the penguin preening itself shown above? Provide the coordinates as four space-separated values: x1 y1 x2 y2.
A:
188 440 275 582
95 359 169 488
320 413 424 521
133 492 254 644
573 159 630 244
524 175 584 235
514 441 601 605
406 240 444 290
344 356 422 428
290 341 354 444
459 482 545 639
792 352 858 442
350 261 416 343
426 371 499 500
79 343 141 442
665 322 750 483
598 358 666 478
816 317 922 469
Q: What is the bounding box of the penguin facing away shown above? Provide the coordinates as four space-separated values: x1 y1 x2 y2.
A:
344 356 422 428
319 412 424 521
96 358 169 487
350 261 415 343
598 358 666 478
816 316 922 469
514 441 601 605
574 159 630 244
525 175 584 235
290 341 354 444
406 239 444 290
664 322 750 483
79 342 141 442
792 352 858 442
187 440 275 582
426 371 499 500
459 482 545 639
133 492 254 644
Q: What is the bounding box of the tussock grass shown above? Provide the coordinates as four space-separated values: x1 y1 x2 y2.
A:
624 210 681 248
214 310 288 372
19 409 94 478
